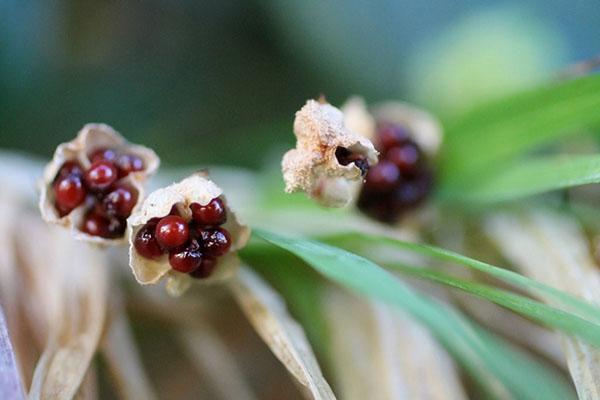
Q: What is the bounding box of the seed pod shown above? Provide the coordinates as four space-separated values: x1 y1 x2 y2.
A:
39 123 159 245
128 173 250 297
281 99 379 207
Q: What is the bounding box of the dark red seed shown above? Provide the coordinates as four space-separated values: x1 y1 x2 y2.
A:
116 153 144 178
190 198 227 226
102 184 138 217
57 160 84 179
54 175 86 212
387 142 422 174
168 239 203 273
199 228 231 256
85 160 118 191
81 211 112 237
189 256 217 279
155 215 190 249
88 148 118 163
364 161 400 191
134 223 163 259
377 124 410 152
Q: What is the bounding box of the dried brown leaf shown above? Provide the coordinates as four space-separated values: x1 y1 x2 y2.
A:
324 289 466 400
229 267 335 400
179 324 257 400
486 209 600 399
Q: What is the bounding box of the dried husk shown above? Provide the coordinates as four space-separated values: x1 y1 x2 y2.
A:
324 289 466 400
39 123 159 245
229 267 335 400
179 324 257 400
128 173 250 296
485 209 600 400
282 99 378 208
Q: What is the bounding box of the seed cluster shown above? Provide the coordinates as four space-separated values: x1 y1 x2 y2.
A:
357 123 433 222
134 198 231 279
53 147 144 238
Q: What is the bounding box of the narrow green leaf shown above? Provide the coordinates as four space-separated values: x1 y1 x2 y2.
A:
440 74 600 187
253 229 575 400
443 155 600 203
324 231 600 324
390 264 600 346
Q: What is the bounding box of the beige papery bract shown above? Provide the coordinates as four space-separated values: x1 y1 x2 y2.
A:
39 123 159 245
128 173 250 297
282 99 378 208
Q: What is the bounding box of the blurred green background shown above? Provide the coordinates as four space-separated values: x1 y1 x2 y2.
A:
1 0 598 168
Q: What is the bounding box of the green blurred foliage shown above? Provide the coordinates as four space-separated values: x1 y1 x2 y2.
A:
1 0 599 168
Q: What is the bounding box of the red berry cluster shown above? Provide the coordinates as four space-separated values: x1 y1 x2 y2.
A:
357 123 433 223
134 198 231 279
53 147 144 238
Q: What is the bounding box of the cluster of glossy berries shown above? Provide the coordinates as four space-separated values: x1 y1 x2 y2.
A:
357 123 433 223
134 198 231 279
53 148 144 238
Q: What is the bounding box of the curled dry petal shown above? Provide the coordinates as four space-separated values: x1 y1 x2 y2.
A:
39 123 159 245
128 173 250 295
282 99 378 207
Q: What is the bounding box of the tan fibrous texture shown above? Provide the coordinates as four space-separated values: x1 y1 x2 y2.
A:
128 173 251 297
282 100 378 208
39 123 160 245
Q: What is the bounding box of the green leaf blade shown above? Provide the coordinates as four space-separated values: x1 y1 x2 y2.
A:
253 229 576 400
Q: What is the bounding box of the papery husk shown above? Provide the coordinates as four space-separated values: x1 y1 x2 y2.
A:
128 173 251 295
485 209 600 400
282 99 378 208
39 123 159 245
324 289 466 400
179 324 257 400
73 368 98 400
13 214 108 400
229 267 336 400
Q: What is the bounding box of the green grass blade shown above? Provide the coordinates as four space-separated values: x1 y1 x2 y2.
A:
440 74 600 187
253 229 576 400
443 155 600 203
323 231 600 324
391 264 600 346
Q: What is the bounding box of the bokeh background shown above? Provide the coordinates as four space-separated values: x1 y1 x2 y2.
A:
2 0 598 168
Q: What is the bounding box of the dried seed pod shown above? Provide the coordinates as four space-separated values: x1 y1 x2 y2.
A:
128 173 250 297
282 99 379 208
39 123 159 245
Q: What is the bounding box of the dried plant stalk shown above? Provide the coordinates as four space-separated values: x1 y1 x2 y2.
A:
179 325 257 400
0 307 25 400
229 267 335 400
101 302 157 400
73 367 98 400
18 218 109 400
486 209 600 399
324 289 466 400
